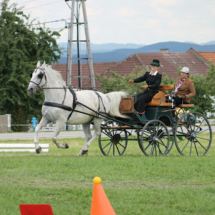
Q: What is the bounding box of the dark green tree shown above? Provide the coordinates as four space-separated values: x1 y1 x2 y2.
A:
0 0 62 131
191 74 214 114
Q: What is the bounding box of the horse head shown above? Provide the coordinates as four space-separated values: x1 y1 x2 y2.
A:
28 61 47 94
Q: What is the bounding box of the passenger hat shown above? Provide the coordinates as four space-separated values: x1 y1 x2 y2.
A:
150 59 160 67
180 67 189 74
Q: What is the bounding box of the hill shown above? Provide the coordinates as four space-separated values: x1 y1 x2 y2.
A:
58 41 215 63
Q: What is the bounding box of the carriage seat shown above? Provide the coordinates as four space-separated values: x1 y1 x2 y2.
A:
141 85 174 107
142 85 195 108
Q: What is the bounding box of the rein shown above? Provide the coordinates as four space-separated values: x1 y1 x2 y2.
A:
43 89 107 121
40 87 131 90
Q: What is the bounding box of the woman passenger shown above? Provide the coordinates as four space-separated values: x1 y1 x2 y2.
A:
129 59 162 120
173 67 196 106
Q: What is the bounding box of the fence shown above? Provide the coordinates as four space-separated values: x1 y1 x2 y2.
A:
0 143 49 152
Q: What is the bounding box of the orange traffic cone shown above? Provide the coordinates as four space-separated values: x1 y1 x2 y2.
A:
90 177 116 215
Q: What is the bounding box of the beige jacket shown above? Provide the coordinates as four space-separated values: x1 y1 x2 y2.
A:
175 77 196 103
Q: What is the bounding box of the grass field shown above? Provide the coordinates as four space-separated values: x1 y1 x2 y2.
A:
0 133 215 215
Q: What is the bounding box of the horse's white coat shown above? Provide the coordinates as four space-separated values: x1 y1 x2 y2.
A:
28 61 128 156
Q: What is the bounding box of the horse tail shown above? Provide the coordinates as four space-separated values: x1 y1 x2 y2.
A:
105 91 129 118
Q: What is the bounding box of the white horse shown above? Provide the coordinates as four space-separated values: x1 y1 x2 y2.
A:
28 61 128 156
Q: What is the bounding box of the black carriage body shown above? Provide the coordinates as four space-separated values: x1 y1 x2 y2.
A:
145 106 174 125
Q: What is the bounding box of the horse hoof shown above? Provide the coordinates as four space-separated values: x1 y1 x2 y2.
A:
36 146 42 154
64 143 69 149
76 150 88 156
81 150 88 156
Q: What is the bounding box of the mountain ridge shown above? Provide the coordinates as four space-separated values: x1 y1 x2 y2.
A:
58 41 215 63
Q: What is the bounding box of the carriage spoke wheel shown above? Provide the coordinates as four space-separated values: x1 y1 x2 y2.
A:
140 120 170 156
166 126 175 154
98 128 128 156
174 111 212 156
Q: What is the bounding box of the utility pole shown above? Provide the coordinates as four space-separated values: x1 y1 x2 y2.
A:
66 0 96 89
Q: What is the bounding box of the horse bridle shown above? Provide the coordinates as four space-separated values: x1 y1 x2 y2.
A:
30 67 47 88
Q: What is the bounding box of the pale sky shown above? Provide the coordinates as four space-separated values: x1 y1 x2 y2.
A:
8 0 215 45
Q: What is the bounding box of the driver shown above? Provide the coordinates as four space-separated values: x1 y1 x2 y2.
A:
129 59 162 120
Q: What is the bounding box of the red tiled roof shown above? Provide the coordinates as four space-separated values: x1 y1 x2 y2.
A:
108 52 208 79
53 51 209 89
53 62 118 89
187 47 215 64
197 52 215 63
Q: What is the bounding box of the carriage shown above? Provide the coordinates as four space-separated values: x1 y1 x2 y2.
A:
98 84 212 156
28 62 212 156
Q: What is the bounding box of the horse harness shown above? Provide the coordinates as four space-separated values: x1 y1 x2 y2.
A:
30 66 106 120
30 67 47 88
43 88 106 121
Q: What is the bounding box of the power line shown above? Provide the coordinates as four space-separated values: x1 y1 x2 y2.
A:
23 0 62 10
0 19 69 31
18 0 36 6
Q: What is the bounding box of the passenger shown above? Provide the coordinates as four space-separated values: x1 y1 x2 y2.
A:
173 67 196 106
129 59 162 120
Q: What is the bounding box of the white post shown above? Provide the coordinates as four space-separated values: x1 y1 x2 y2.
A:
7 114 11 132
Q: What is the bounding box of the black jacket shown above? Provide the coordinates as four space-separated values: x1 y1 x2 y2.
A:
133 72 162 91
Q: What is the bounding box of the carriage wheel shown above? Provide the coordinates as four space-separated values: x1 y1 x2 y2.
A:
140 120 170 156
174 111 212 156
166 127 175 154
98 128 128 156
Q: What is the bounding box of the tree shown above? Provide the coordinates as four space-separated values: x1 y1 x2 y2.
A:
97 65 149 95
206 62 215 96
191 74 214 114
0 0 62 131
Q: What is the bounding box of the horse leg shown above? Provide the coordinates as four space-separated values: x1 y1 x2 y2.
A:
52 120 69 149
34 116 50 154
77 119 102 156
78 122 92 155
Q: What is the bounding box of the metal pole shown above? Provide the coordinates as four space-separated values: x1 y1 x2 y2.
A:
67 0 76 86
76 3 81 88
82 0 96 89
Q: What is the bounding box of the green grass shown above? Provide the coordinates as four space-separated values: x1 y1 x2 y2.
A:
0 134 215 215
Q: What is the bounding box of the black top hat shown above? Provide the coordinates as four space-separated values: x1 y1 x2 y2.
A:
150 59 160 67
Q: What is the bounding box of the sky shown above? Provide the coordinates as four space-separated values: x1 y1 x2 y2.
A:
7 0 215 45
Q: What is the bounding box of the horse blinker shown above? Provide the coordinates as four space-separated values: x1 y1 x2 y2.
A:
38 72 44 79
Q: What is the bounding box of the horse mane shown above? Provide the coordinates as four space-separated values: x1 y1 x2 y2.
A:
45 64 66 86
